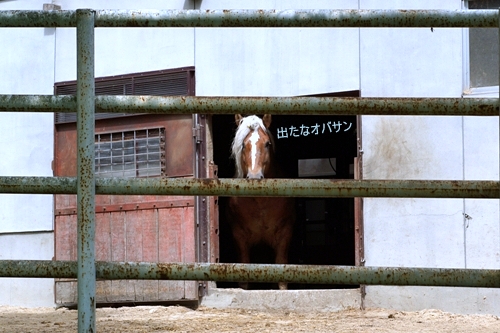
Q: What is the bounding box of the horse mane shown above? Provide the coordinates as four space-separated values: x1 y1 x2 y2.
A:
231 115 275 178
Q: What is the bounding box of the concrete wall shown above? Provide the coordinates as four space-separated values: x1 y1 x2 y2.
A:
195 0 358 96
55 0 194 81
0 0 56 307
359 0 500 315
0 0 499 313
0 232 54 307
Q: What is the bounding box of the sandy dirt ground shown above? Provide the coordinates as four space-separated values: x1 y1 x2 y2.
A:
0 305 499 333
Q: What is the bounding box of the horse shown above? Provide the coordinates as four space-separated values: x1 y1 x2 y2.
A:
226 114 295 290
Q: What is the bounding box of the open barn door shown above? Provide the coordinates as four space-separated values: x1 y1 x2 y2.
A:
211 90 362 290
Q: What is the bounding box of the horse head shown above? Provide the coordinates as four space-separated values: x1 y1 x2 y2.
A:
232 114 274 179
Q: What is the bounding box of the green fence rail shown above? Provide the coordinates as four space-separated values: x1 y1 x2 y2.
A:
0 95 498 116
0 177 497 198
2 260 500 288
0 9 498 28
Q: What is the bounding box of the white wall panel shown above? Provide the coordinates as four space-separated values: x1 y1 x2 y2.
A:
0 2 57 306
195 28 359 96
360 0 463 97
58 0 192 10
364 198 465 268
362 116 464 180
361 0 460 10
0 29 56 94
0 232 54 307
195 1 359 96
197 0 357 9
360 28 463 98
54 1 196 81
365 286 500 316
0 0 47 10
464 199 500 269
463 117 499 181
0 194 53 233
463 117 500 269
359 0 500 315
55 28 194 82
0 28 55 233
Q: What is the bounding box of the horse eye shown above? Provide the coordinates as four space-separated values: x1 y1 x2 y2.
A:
266 141 272 148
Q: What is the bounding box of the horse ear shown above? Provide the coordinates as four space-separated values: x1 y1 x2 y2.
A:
262 114 272 128
235 114 243 126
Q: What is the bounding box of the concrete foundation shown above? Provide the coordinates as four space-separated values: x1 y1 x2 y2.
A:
201 288 361 312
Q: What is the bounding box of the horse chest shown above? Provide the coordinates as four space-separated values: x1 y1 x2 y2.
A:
228 197 290 230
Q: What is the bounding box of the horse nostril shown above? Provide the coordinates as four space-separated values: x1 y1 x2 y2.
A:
247 171 264 179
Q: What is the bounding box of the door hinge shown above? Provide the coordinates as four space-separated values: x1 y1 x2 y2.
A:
193 124 203 143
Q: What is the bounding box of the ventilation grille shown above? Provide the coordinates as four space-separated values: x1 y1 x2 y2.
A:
55 67 194 124
95 128 166 178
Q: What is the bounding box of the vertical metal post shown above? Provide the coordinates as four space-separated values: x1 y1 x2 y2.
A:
76 9 96 333
193 113 208 296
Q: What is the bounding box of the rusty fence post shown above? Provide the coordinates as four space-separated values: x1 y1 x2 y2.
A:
76 8 96 333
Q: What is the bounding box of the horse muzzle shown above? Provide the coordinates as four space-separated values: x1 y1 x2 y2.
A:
246 171 264 179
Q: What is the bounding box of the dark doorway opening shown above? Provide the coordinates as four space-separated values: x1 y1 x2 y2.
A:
212 91 360 290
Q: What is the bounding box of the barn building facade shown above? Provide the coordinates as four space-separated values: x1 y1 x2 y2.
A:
0 0 499 314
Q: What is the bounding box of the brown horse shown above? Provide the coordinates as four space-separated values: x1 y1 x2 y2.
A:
226 114 295 290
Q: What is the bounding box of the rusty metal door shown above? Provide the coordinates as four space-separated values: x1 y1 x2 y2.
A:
54 114 199 305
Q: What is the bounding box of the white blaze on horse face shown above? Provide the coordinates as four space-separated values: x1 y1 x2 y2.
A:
249 130 260 171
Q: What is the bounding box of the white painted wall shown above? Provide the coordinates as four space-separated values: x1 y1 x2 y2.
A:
194 1 359 94
0 0 56 307
54 27 195 82
55 0 195 81
195 27 358 97
195 0 358 97
0 26 55 232
359 0 500 315
0 232 54 307
463 117 500 269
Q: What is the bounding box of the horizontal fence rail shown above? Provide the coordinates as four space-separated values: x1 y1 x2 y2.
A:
0 9 498 28
0 177 498 198
0 95 498 116
1 260 500 288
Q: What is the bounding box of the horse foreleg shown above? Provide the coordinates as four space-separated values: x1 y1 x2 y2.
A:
234 234 251 290
274 233 292 290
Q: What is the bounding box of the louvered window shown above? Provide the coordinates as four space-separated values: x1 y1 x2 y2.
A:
54 67 195 123
95 128 165 178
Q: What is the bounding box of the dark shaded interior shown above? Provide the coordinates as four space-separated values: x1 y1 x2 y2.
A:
212 93 359 289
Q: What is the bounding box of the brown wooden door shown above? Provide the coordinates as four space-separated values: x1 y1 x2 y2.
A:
54 114 199 305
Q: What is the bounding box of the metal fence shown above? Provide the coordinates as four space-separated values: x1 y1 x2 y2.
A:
0 8 499 333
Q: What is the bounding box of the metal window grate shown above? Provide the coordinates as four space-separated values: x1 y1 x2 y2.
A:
95 128 165 178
